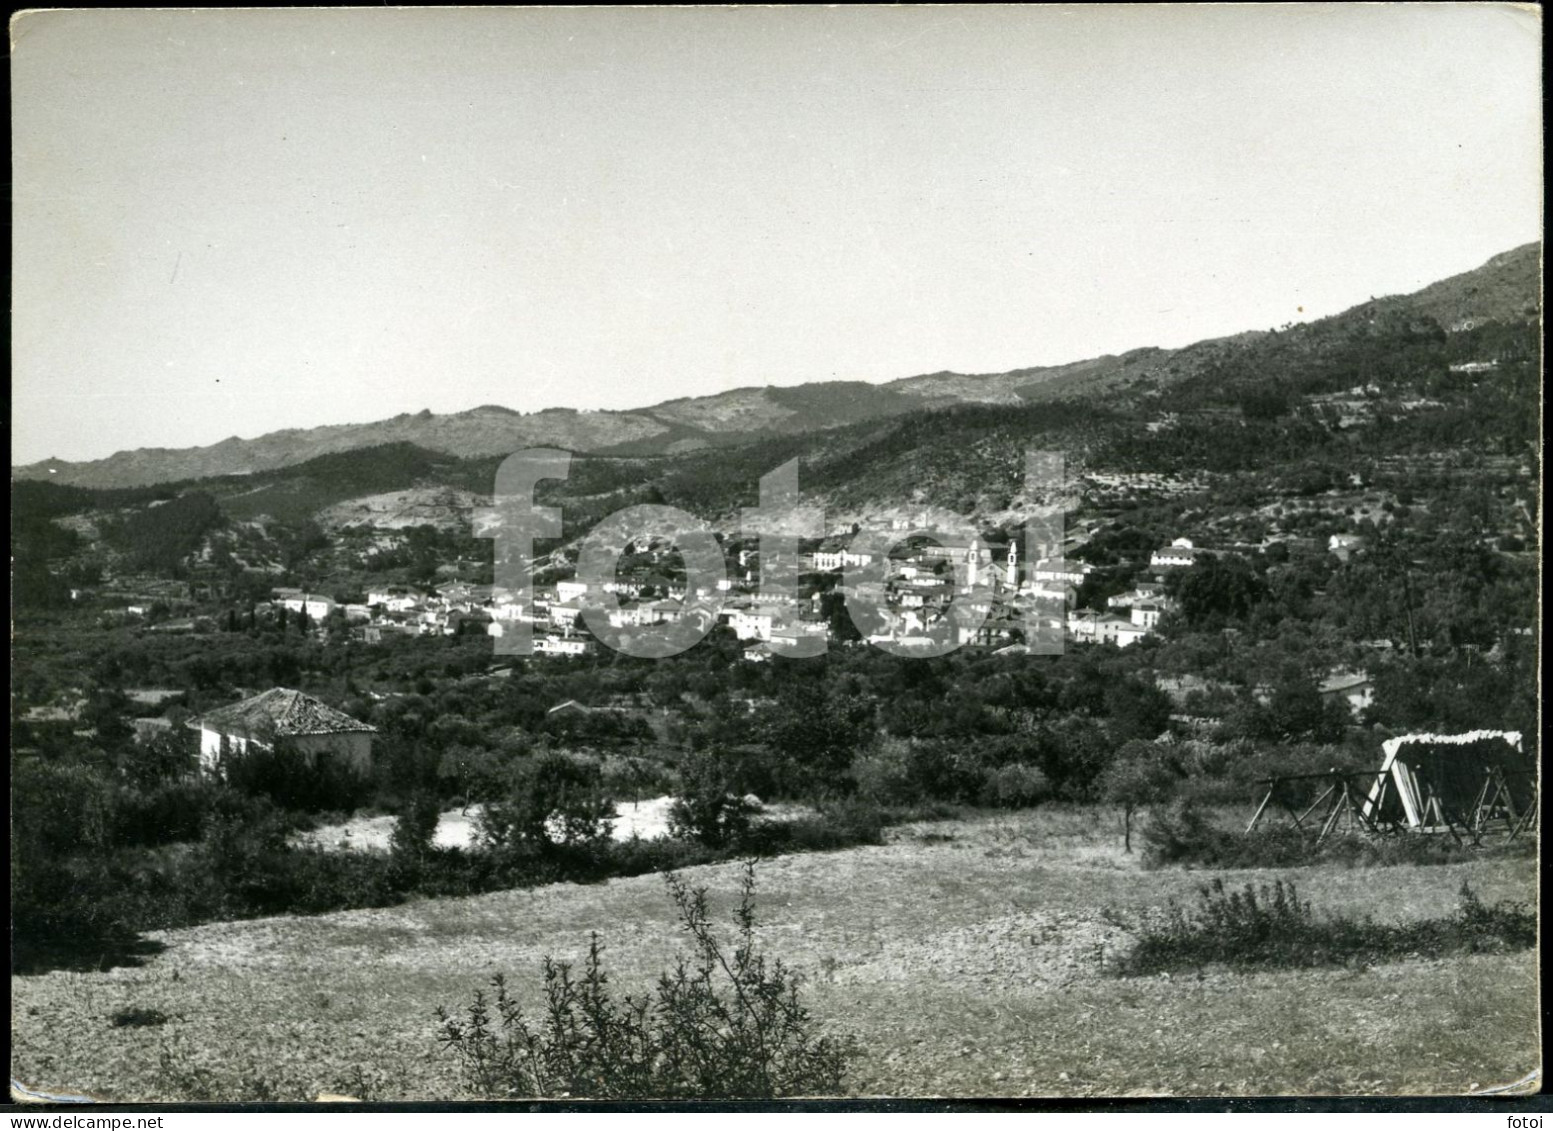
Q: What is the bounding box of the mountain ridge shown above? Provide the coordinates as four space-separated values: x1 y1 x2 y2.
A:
14 242 1539 490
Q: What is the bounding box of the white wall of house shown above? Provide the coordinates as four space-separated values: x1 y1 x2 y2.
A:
730 610 775 640
198 728 373 775
535 636 591 656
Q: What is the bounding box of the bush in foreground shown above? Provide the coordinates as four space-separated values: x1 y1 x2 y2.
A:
1120 877 1536 975
435 862 861 1099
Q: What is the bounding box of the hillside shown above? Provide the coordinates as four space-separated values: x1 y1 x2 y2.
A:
14 242 1538 490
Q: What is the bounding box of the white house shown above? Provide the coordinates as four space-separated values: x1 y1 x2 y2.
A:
368 587 421 613
1024 578 1075 606
646 597 684 623
1031 558 1094 586
534 635 594 658
556 579 591 604
1098 614 1149 648
728 605 780 641
769 624 827 654
1108 582 1167 609
1150 539 1202 569
1066 609 1103 642
488 599 532 623
811 548 876 571
1319 671 1374 717
1068 610 1148 648
1130 601 1169 630
607 602 654 629
299 595 336 619
187 688 375 776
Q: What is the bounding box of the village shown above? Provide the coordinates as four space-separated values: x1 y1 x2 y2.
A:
253 531 1376 658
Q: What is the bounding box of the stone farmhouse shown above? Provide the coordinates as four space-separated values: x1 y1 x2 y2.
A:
187 687 376 776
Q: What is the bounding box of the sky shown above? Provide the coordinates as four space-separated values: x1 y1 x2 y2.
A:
10 5 1543 465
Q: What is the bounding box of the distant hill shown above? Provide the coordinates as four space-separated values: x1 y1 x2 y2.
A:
13 242 1538 490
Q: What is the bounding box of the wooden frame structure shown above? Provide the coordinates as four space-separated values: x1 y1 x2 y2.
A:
1248 730 1538 844
1246 770 1396 842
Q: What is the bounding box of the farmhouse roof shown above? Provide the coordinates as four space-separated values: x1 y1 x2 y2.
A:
187 688 375 739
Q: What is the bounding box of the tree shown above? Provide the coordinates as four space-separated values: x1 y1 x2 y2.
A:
1166 553 1267 627
1103 677 1173 745
668 750 758 848
82 686 135 755
1035 715 1112 800
1264 671 1348 743
117 729 198 790
759 683 875 799
477 750 615 852
390 791 443 866
1098 740 1179 853
439 744 506 812
818 592 861 644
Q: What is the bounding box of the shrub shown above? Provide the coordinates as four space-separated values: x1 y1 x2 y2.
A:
668 751 758 848
390 791 443 862
979 763 1053 809
601 754 676 805
1120 878 1536 974
904 738 989 806
116 778 222 847
11 849 147 971
849 737 918 808
111 1007 171 1028
13 757 118 856
1139 798 1240 867
760 798 886 854
477 750 615 853
222 741 371 813
1139 799 1534 870
435 862 862 1098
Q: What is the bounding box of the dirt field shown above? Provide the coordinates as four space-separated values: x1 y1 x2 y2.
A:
10 809 1540 1101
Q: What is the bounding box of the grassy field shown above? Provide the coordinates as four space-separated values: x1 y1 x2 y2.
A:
10 807 1540 1101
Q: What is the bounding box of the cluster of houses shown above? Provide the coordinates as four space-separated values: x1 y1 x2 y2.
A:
264 529 1227 658
271 582 522 643
259 525 1399 660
